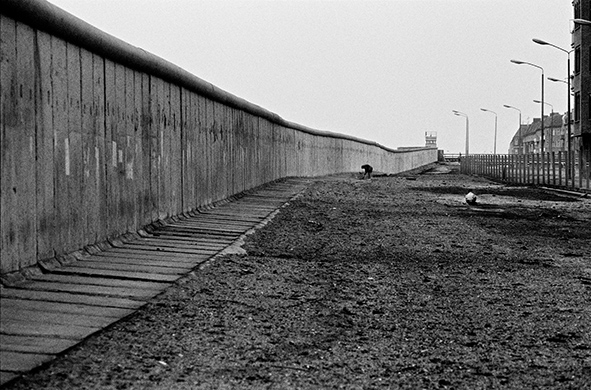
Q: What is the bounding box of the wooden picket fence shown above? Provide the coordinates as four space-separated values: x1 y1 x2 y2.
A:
460 152 591 192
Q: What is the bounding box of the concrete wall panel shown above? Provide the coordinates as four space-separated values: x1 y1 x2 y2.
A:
0 9 437 275
34 30 56 261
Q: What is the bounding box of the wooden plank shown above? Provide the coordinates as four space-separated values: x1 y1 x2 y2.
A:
193 212 264 223
150 227 240 239
146 225 247 238
206 206 275 214
29 273 168 290
35 30 57 261
170 221 250 231
0 351 55 373
0 320 100 340
107 243 218 256
13 280 164 298
65 260 190 275
146 230 238 241
92 249 212 261
181 212 267 223
139 230 237 242
76 255 200 269
0 289 143 309
151 221 248 233
107 244 218 257
2 287 144 312
158 226 246 236
47 267 180 282
1 372 20 387
170 216 264 225
1 307 117 328
128 238 229 250
0 335 77 354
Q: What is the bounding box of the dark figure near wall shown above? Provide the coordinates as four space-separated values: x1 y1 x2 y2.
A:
361 164 373 179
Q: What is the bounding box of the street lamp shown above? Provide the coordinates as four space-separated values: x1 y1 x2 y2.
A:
511 59 545 153
573 19 591 26
534 99 553 114
548 77 567 84
504 104 522 154
452 110 469 156
480 108 498 154
533 38 572 174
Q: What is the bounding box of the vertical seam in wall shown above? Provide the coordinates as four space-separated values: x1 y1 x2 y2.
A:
78 45 84 241
33 28 41 262
102 57 108 235
179 85 184 213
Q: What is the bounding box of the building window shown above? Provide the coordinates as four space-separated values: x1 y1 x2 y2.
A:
575 1 581 20
574 92 581 122
575 47 581 74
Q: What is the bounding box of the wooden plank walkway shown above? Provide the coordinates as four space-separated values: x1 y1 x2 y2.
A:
0 179 310 386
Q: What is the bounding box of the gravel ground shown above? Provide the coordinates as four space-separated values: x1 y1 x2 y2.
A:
5 165 591 389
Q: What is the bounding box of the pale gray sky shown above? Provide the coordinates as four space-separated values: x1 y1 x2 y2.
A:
48 0 571 154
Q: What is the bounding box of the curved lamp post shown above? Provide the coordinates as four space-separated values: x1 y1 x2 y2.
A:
504 104 522 154
548 77 567 84
533 38 572 177
533 99 553 114
452 110 469 156
480 108 498 154
573 19 591 26
511 59 545 153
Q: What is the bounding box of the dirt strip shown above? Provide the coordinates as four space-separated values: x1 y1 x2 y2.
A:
3 168 590 389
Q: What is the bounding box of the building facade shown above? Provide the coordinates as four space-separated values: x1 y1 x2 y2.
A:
508 113 567 155
573 0 591 168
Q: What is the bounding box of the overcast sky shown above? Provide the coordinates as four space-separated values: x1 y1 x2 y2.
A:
48 0 572 154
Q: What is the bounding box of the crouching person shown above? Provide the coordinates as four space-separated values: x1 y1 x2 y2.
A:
361 164 373 179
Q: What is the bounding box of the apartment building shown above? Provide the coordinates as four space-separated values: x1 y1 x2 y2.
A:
508 113 567 154
573 0 591 166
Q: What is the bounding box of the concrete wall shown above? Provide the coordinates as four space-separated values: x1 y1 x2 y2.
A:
0 0 437 275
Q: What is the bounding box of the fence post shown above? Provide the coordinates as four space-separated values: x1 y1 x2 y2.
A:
558 151 562 186
579 149 584 189
551 152 555 186
523 153 527 184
